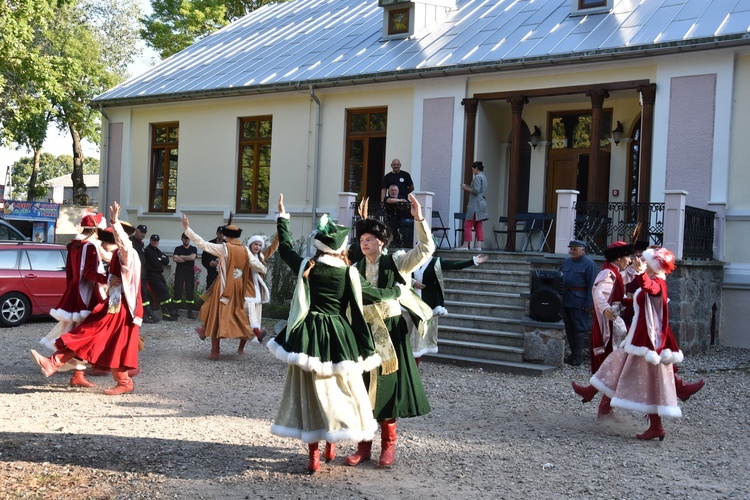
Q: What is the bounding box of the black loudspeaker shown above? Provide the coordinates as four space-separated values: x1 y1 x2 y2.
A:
529 270 563 322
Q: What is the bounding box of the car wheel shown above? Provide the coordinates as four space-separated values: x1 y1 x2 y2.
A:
0 292 31 327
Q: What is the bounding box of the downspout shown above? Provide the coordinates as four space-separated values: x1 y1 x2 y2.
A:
308 84 322 254
97 105 110 213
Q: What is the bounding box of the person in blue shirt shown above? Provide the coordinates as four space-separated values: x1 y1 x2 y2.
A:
560 240 598 366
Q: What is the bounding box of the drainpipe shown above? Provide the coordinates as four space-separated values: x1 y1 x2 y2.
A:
97 105 110 212
308 85 322 255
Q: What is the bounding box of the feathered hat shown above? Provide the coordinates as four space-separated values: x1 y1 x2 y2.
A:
642 247 676 277
79 209 106 230
222 213 242 239
603 241 633 261
313 214 350 254
353 197 393 246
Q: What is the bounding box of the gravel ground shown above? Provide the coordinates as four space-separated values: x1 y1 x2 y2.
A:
1 316 749 499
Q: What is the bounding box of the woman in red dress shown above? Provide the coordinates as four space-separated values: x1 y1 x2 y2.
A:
30 202 143 395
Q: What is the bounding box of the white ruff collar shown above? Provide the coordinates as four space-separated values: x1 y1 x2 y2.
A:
317 254 347 267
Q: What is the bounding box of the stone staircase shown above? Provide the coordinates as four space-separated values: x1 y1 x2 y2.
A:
422 250 557 376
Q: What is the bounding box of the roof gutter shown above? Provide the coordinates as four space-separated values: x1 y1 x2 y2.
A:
91 34 750 108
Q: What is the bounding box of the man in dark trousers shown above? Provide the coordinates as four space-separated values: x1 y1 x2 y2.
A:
173 233 198 319
130 224 159 323
560 239 598 366
144 234 177 321
201 226 224 290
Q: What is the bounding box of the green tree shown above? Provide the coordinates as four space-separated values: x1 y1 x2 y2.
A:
7 153 99 201
141 0 285 59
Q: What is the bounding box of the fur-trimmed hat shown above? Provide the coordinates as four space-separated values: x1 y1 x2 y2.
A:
642 247 676 277
80 210 105 229
603 241 633 261
313 214 350 254
222 224 242 239
247 235 265 248
354 218 393 247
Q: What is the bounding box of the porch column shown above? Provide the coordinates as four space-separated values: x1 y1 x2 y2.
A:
554 189 579 254
337 192 358 227
586 89 609 203
461 98 479 192
505 95 528 251
412 191 434 247
637 84 656 203
663 190 687 260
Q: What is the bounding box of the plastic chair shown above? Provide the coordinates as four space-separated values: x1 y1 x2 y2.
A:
431 211 451 249
453 212 476 248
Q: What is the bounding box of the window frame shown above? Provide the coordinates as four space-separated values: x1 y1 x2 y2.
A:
236 115 273 215
387 7 411 36
343 107 388 198
571 0 611 16
148 122 179 213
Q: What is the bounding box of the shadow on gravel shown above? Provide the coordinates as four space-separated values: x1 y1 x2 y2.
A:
0 431 308 478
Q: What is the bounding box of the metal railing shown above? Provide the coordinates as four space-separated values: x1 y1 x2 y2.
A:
683 205 715 260
573 201 664 255
350 200 414 249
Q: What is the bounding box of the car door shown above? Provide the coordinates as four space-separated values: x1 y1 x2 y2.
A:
0 249 23 297
20 249 67 312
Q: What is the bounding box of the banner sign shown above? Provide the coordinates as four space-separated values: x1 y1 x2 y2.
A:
2 200 61 220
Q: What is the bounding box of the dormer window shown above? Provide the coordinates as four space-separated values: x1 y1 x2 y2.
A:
571 0 612 16
388 7 411 36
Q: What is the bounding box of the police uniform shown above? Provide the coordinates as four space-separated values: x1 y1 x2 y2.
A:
560 240 598 365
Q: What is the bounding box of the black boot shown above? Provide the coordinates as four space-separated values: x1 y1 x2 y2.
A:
171 302 180 319
187 302 197 319
143 305 160 324
161 303 177 322
565 333 583 366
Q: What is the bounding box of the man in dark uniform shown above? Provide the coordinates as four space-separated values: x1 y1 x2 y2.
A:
130 224 159 323
201 226 224 289
173 233 198 319
144 234 177 321
560 239 598 366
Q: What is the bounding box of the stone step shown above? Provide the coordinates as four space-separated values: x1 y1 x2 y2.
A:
445 268 530 280
436 250 542 264
422 352 556 376
443 278 529 294
443 289 526 307
444 300 526 319
437 338 524 362
439 313 523 333
437 325 525 348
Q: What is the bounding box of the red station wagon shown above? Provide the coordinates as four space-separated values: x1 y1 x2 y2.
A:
0 242 68 327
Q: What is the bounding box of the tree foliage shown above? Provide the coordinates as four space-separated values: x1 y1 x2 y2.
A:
8 153 99 201
141 0 285 59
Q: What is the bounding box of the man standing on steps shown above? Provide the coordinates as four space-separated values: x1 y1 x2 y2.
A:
560 240 598 367
380 158 414 202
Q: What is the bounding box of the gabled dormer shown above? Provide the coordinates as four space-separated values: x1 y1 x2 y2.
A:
571 0 613 17
379 0 456 40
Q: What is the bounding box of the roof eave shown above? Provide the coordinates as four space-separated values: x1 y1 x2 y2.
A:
92 34 750 108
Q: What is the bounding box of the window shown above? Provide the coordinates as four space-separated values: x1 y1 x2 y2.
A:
237 116 272 214
149 123 179 212
579 0 606 7
0 250 19 269
572 0 611 15
550 110 613 149
344 108 387 201
388 8 410 35
25 250 65 271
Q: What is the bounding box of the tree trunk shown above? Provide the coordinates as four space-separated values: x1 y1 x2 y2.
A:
28 148 42 202
69 124 88 205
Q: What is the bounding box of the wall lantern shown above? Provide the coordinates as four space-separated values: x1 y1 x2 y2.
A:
611 121 624 146
529 125 542 149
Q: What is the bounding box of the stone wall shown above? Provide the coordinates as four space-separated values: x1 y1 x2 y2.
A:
526 256 723 357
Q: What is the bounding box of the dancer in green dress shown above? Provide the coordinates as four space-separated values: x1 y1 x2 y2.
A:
346 193 435 468
267 194 403 473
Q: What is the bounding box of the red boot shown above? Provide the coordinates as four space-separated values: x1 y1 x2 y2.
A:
324 441 336 463
571 381 598 403
238 338 248 356
636 414 665 441
103 369 134 396
307 442 320 472
597 395 619 420
344 441 372 466
70 370 96 388
379 420 397 467
30 349 74 377
208 338 220 360
196 325 206 341
127 367 141 378
674 374 705 402
415 357 421 367
253 327 267 343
